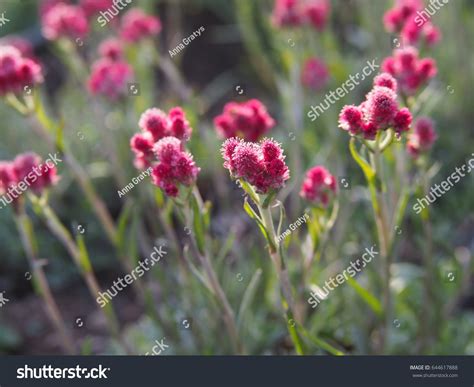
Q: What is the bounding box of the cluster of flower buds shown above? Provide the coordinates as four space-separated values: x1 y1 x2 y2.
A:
87 57 133 100
151 137 200 197
131 107 193 169
301 57 330 91
300 165 337 207
0 153 59 209
98 38 124 61
407 117 437 157
120 8 162 43
338 73 412 140
79 0 113 19
382 47 437 96
41 2 89 41
221 138 290 194
214 99 275 142
0 46 43 96
383 0 441 46
272 0 330 31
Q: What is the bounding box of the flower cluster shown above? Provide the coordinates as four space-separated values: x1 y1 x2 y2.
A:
214 99 275 142
98 38 124 61
79 0 113 19
407 117 437 157
221 138 290 194
383 0 441 46
272 0 330 31
151 137 200 197
338 73 412 139
88 58 133 100
131 107 193 169
382 47 436 96
300 166 337 207
0 46 43 96
301 57 329 91
41 3 89 41
0 36 35 59
120 8 162 43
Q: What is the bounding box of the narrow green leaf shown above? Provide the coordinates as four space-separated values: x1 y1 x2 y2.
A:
243 199 274 248
237 269 262 333
346 277 383 317
190 194 206 255
76 234 93 274
349 138 375 182
117 201 133 255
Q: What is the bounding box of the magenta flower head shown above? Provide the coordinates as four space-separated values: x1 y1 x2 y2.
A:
151 137 200 197
0 46 43 97
79 0 113 19
41 3 89 41
98 38 123 61
221 138 290 194
0 162 17 195
301 57 329 91
300 165 337 207
120 8 161 43
13 152 59 195
339 73 412 139
214 99 275 142
0 36 34 59
382 47 437 96
271 0 303 28
302 0 330 31
88 58 133 100
407 117 437 158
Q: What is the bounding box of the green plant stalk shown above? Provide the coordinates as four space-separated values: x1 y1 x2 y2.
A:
15 210 76 355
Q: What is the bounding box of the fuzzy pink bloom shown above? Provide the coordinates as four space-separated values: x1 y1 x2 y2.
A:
0 36 34 59
0 162 17 195
13 152 59 194
272 0 330 30
393 107 412 133
407 117 437 157
302 0 330 31
80 0 113 19
0 46 43 96
301 57 329 91
365 86 399 128
271 0 303 27
214 99 275 142
42 3 89 41
152 137 200 197
382 47 437 96
98 38 123 61
221 138 289 194
88 58 133 100
338 105 363 136
300 165 336 206
423 23 441 45
120 8 161 43
373 72 398 92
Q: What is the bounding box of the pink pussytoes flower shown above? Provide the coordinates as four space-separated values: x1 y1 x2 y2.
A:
271 0 330 30
271 0 303 28
98 38 124 61
120 8 162 43
80 0 113 19
407 117 437 157
221 138 290 194
300 165 337 206
0 46 43 96
88 58 133 100
41 3 89 41
301 57 329 91
214 99 275 142
0 36 35 59
13 152 59 194
382 47 437 96
151 137 200 197
0 162 17 195
338 73 412 139
302 0 331 31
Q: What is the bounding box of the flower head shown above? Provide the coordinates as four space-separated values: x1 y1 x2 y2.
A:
221 138 289 194
301 57 329 91
0 162 17 195
98 38 123 61
151 137 200 197
80 0 113 19
272 0 330 30
13 152 59 194
0 46 43 96
42 3 89 41
88 58 133 100
300 165 337 206
271 0 303 27
214 99 275 142
407 117 437 157
120 8 161 43
302 0 330 31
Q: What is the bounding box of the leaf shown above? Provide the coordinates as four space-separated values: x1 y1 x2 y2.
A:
243 199 275 250
116 201 133 255
237 269 262 333
75 234 93 274
349 138 375 182
190 194 206 255
298 324 345 356
346 277 383 317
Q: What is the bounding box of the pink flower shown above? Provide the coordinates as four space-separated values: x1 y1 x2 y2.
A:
301 57 329 91
338 73 412 139
300 165 337 206
382 47 437 96
0 162 17 195
152 137 200 197
271 0 303 28
13 152 59 194
214 99 275 142
0 36 34 59
302 0 330 31
407 117 437 157
120 8 161 43
42 3 89 41
221 138 290 194
272 0 330 30
80 0 113 19
0 46 43 96
98 38 123 61
88 58 133 100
